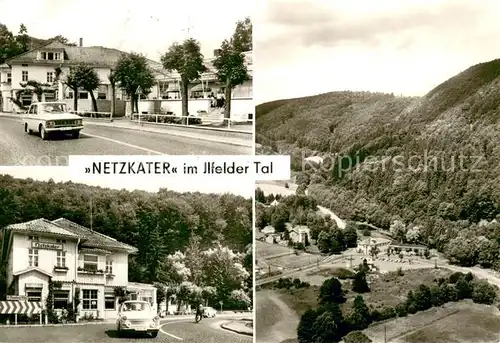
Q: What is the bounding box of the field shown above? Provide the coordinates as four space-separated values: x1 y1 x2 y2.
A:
256 181 297 196
364 301 500 343
256 241 293 258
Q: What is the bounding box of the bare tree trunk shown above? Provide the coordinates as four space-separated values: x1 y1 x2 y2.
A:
72 87 78 112
135 96 139 113
89 91 98 112
181 81 189 125
224 80 232 122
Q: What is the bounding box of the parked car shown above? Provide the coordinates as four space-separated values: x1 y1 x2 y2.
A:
23 102 83 140
203 306 217 318
116 301 160 338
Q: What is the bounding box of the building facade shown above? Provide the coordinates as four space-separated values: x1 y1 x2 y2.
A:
0 218 156 320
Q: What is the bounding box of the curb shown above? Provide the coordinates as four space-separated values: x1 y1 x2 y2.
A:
83 121 253 148
0 114 252 148
220 321 253 336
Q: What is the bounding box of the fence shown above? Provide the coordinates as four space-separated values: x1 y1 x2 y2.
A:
70 111 112 119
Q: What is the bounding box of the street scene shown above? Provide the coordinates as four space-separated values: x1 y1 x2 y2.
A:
0 0 253 165
0 315 252 342
0 171 253 342
255 1 500 342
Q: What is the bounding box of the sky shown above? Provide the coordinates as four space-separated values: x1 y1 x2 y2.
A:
254 0 500 104
0 167 253 197
0 0 251 61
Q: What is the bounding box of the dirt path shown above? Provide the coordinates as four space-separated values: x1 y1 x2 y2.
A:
256 290 300 343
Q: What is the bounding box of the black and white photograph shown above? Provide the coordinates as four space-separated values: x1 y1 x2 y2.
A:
255 1 500 343
0 0 253 166
0 167 253 342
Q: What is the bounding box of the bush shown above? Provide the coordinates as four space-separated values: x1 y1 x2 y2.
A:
471 280 496 305
379 306 396 320
362 229 371 237
336 268 355 280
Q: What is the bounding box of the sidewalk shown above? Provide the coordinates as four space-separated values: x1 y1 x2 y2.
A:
220 318 253 336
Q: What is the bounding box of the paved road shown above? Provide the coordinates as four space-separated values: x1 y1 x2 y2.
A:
0 317 252 343
0 117 249 166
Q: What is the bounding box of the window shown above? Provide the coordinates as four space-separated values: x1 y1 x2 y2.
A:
7 73 11 83
78 92 88 99
47 72 54 83
40 52 46 59
105 292 115 310
56 239 66 244
21 64 28 67
82 289 98 310
54 52 60 60
27 291 42 302
21 93 32 106
28 236 39 241
22 71 28 82
97 92 106 99
67 91 73 99
83 255 98 271
142 296 153 305
48 52 54 60
105 260 113 274
28 249 38 267
53 290 69 309
130 293 138 301
56 251 66 267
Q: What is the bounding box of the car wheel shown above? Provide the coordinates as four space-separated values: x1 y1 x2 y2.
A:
150 331 159 338
40 125 49 140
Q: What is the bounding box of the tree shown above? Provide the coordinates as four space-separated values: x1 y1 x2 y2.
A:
318 277 345 304
349 295 371 330
74 64 100 112
389 220 406 242
413 284 432 311
213 17 252 120
161 39 205 122
298 309 320 343
17 24 29 52
352 270 370 293
114 53 155 115
344 225 358 248
317 230 333 254
369 245 380 259
312 311 342 343
20 80 51 102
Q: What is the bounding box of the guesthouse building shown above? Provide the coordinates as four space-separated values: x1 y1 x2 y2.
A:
0 218 156 320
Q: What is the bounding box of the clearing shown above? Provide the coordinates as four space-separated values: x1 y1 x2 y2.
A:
364 300 500 343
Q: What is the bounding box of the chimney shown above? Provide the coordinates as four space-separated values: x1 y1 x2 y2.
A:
213 49 221 57
79 38 83 47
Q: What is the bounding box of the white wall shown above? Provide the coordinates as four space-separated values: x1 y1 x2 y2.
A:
11 233 78 282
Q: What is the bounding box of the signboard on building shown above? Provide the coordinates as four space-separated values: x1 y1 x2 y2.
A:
7 295 27 301
31 241 63 251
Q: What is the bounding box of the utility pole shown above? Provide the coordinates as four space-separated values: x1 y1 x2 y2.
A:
90 198 93 231
384 324 387 343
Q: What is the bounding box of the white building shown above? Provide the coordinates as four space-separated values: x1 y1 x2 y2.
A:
0 39 253 120
0 218 156 320
356 238 391 255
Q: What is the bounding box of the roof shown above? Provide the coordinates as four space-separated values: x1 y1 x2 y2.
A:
5 218 79 238
51 218 137 253
389 242 427 249
6 40 162 70
262 226 275 234
79 248 112 255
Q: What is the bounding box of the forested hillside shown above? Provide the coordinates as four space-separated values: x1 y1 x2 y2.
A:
256 59 500 269
0 175 252 285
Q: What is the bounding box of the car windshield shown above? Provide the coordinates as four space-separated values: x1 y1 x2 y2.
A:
122 302 151 312
41 103 67 113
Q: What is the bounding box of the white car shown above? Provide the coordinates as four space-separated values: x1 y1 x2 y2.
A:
203 306 217 318
23 102 84 140
116 301 160 338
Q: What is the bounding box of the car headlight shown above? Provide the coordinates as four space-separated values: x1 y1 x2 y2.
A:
46 121 55 128
121 316 127 321
77 119 83 125
153 316 159 322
